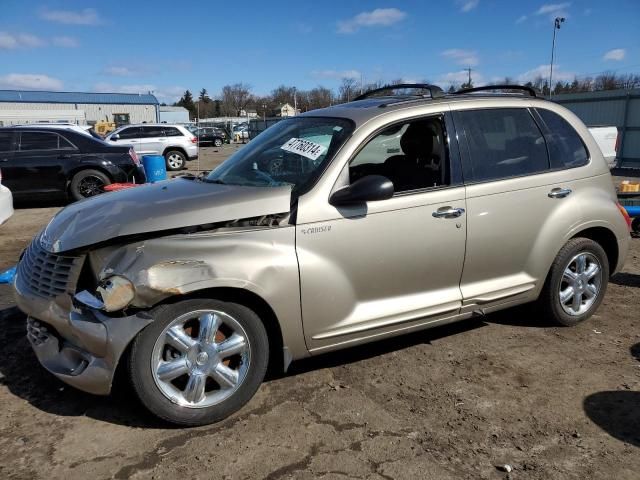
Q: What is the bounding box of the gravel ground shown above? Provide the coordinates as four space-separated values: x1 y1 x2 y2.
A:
0 147 638 479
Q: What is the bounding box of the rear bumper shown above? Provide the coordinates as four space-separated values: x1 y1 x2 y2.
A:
13 271 152 395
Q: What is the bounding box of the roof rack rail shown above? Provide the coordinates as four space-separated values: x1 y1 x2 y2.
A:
353 83 445 101
454 84 538 97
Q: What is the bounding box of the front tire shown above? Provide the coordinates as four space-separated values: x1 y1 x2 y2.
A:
538 237 609 326
128 299 269 426
69 169 111 201
164 150 186 171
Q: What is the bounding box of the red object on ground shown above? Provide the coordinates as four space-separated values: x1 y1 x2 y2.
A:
103 183 139 192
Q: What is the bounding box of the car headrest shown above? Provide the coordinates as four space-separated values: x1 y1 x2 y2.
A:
400 122 434 159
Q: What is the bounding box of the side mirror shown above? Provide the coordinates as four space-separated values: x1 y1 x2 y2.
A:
330 175 394 206
110 134 120 141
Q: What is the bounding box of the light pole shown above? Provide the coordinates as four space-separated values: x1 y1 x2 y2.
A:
549 16 565 98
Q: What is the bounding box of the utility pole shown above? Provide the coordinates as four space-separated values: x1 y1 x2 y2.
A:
465 67 472 87
549 16 565 98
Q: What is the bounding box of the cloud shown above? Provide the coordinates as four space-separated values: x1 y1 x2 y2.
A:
603 48 625 61
337 8 406 34
441 49 479 67
535 3 570 20
40 8 100 25
52 36 79 48
456 0 479 13
515 15 528 24
0 32 46 49
93 83 186 103
311 69 361 80
517 64 573 83
0 73 63 90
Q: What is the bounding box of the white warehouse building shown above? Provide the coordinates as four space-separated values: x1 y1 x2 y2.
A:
0 89 159 126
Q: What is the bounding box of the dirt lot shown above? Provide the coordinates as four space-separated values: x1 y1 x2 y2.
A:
0 147 639 479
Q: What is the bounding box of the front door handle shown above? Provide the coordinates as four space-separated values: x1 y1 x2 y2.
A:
548 188 572 198
432 206 465 218
0 158 8 162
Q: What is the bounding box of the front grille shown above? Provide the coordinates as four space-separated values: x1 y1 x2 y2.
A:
16 240 81 299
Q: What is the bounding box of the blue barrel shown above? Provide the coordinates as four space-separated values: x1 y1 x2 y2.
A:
625 206 640 217
142 155 167 183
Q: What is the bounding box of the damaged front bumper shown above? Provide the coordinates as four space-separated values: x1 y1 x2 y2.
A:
14 277 152 395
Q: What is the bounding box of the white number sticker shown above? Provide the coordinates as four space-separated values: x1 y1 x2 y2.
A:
280 137 327 160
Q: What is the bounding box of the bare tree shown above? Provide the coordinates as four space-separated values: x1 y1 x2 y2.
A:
307 87 334 110
221 83 253 116
338 77 358 103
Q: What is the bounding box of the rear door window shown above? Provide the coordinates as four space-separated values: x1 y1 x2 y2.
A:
457 108 549 182
536 109 589 169
141 126 165 138
19 132 59 151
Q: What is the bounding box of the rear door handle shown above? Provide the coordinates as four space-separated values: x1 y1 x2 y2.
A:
548 188 572 198
432 206 465 218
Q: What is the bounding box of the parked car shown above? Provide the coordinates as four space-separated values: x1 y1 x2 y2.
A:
588 126 619 169
194 127 226 147
0 126 145 201
11 123 103 140
105 124 198 171
13 84 631 426
0 168 13 225
232 124 249 140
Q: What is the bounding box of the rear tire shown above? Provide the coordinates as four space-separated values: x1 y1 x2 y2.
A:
128 299 269 426
537 237 609 326
214 138 223 147
69 169 111 201
164 150 186 171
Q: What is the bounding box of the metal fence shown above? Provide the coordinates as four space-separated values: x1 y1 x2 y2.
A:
551 88 640 169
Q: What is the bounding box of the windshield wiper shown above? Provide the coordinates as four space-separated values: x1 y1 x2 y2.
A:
205 178 227 185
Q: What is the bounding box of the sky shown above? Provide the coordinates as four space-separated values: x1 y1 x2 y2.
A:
0 0 639 103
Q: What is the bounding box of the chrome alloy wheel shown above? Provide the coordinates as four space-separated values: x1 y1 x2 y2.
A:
559 252 603 316
166 153 184 169
151 310 251 408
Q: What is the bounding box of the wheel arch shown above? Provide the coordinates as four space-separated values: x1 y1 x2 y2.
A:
570 226 619 275
154 287 287 377
162 146 187 158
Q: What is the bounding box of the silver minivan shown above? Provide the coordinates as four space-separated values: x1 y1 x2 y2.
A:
14 85 631 425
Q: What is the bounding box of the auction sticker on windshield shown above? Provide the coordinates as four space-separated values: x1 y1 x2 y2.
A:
281 137 327 160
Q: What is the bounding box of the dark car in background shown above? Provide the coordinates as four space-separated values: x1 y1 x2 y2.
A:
0 126 145 201
194 127 227 147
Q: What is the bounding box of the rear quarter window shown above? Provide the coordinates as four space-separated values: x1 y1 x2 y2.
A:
457 108 549 182
536 109 589 169
164 127 183 137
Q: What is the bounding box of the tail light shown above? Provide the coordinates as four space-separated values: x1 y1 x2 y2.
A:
616 202 632 231
0 168 3 184
129 148 140 166
190 136 198 144
614 130 620 153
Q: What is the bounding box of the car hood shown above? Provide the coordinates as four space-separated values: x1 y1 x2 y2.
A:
40 178 292 253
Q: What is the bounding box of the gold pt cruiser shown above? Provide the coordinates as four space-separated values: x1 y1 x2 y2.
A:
13 85 631 425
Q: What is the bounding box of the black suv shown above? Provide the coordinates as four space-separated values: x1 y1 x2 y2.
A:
194 127 227 147
0 126 146 201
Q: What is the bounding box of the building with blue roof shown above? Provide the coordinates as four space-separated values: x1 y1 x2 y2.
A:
0 89 160 126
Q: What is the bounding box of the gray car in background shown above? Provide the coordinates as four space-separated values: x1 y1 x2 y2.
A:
13 85 631 426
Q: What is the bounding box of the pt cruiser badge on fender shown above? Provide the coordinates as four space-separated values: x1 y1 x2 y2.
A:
14 84 630 426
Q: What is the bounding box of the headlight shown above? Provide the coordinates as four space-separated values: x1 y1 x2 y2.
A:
96 275 135 312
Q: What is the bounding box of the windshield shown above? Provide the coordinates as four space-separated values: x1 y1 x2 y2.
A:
206 117 353 193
